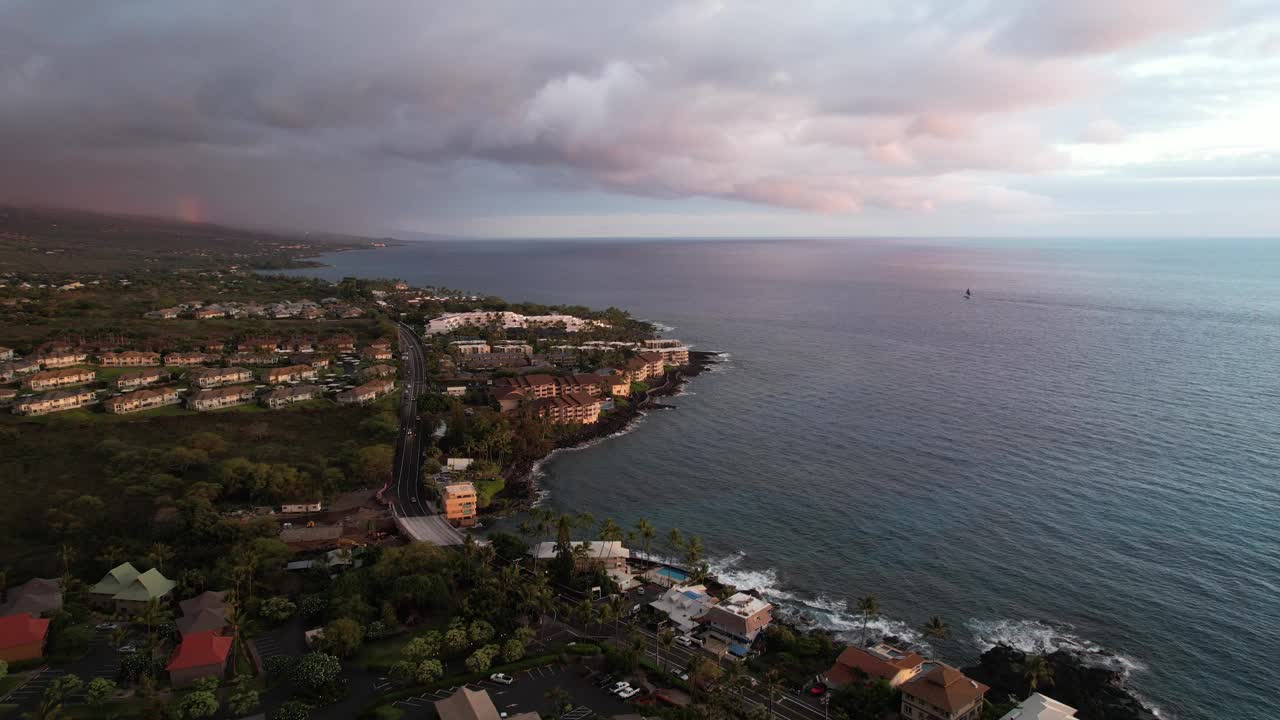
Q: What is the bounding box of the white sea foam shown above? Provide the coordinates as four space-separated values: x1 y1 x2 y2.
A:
526 412 650 483
639 319 677 333
967 618 1148 674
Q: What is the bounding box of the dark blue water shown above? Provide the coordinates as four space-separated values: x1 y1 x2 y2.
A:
285 238 1280 720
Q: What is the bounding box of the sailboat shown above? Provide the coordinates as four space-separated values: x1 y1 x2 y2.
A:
964 288 972 300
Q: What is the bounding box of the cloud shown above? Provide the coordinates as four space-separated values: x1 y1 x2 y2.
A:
1078 119 1129 144
994 0 1219 58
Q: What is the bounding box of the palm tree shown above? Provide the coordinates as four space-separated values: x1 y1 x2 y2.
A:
634 518 657 561
544 686 574 716
684 535 705 567
607 594 628 639
598 518 623 561
1021 655 1055 691
764 669 785 720
855 594 879 647
921 615 950 641
668 528 684 558
658 628 675 672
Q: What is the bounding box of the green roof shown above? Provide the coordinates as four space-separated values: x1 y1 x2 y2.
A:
90 562 140 596
112 568 177 603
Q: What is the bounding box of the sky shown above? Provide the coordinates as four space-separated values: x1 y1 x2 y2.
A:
1 1 1279 239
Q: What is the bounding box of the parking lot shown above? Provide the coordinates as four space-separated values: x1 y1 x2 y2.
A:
392 663 636 720
2 625 126 711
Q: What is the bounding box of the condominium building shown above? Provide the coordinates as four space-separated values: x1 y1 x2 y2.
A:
24 368 96 391
643 338 691 366
450 340 491 355
621 351 665 383
261 384 321 409
163 352 216 366
492 343 533 355
426 310 606 335
14 388 96 416
698 593 774 645
263 364 318 384
187 386 255 411
442 482 478 527
462 352 529 370
98 351 161 367
336 378 394 404
36 351 88 369
104 387 181 414
188 367 252 389
532 391 601 424
900 664 989 720
114 368 170 391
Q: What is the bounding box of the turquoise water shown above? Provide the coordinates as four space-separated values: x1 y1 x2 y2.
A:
285 237 1280 719
657 567 690 582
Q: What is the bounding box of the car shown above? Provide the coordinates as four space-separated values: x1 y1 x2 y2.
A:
807 683 828 697
95 622 118 631
675 635 696 647
676 671 690 681
618 687 641 699
117 645 138 654
608 681 631 694
489 673 514 685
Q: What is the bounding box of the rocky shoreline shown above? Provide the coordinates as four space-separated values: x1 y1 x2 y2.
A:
963 644 1159 720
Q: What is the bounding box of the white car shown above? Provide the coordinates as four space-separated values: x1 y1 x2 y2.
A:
608 681 631 694
675 635 696 647
489 673 514 685
618 687 641 699
117 645 138 654
95 622 118 631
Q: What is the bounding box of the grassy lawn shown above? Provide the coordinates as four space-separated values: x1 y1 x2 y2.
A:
356 617 452 670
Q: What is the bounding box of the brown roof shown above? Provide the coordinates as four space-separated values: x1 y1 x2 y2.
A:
104 387 178 408
178 591 228 617
191 386 254 401
828 645 924 686
494 374 557 390
117 368 166 381
434 687 501 720
901 664 988 713
29 368 94 381
637 351 664 363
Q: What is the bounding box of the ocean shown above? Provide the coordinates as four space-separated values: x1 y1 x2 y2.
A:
283 237 1280 720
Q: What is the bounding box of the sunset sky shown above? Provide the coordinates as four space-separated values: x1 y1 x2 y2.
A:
2 1 1278 238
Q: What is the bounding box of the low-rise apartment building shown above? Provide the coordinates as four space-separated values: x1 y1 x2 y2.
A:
622 351 666 383
462 352 528 370
98 351 161 367
261 384 321 409
24 368 96 391
698 592 774 646
450 340 491 355
426 310 606 334
900 664 988 720
14 388 96 416
336 378 394 404
187 386 255 411
114 368 170 391
492 373 561 399
442 482 478 527
104 387 182 414
163 352 216 366
239 336 281 352
292 353 331 368
492 343 533 355
533 391 602 424
360 346 393 361
188 366 252 389
36 351 88 369
643 338 691 365
263 364 318 384
323 335 356 352
0 358 40 382
357 364 396 381
227 352 279 366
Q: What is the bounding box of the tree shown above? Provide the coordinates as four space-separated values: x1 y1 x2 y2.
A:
465 644 499 673
658 629 675 672
1020 655 1054 691
668 528 684 556
634 518 656 560
444 625 470 655
174 689 219 719
855 595 879 647
403 632 441 663
414 658 444 685
291 652 342 692
921 616 950 641
501 637 526 663
85 677 116 707
683 535 704 567
468 620 495 645
598 518 623 561
764 670 785 720
274 700 313 720
227 676 260 716
322 618 364 658
260 596 297 624
355 445 395 487
545 687 574 716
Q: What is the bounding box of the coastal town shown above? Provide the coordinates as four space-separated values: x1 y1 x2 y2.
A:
0 210 1150 720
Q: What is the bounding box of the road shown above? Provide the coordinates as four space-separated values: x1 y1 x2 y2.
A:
391 321 430 518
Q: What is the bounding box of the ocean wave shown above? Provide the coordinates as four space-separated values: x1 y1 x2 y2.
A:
967 618 1148 674
639 319 677 333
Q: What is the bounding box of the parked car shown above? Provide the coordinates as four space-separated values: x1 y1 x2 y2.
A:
117 645 138 654
95 622 118 631
618 687 641 699
609 681 631 694
490 673 514 685
807 683 828 697
675 635 696 647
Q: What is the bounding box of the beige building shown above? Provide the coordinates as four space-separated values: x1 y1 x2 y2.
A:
14 388 96 415
699 593 774 645
533 391 602 424
187 386 255 411
336 378 394 404
900 664 989 720
24 368 96 391
434 687 541 720
0 346 14 361
360 346 393 361
323 335 356 352
114 368 169 391
163 352 216 366
188 366 252 388
357 364 396 381
227 352 278 366
263 364 318 384
530 541 630 572
104 387 181 414
451 340 491 355
442 482 478 527
261 384 321 408
98 351 161 367
621 351 665 383
643 338 691 365
36 351 88 369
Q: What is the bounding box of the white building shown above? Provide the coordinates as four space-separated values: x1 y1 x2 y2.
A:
999 693 1077 720
426 311 606 335
445 457 474 472
649 584 719 634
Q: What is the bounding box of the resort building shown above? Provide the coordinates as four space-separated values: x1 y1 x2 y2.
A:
530 541 630 572
0 613 51 663
114 368 169 391
643 338 691 365
650 584 719 634
263 364 318 384
187 385 255 411
361 346 394 361
164 352 217 366
23 367 95 391
337 378 394 404
493 374 560 399
261 384 321 408
166 630 232 688
104 386 182 414
14 389 96 416
426 310 605 335
442 482 479 527
998 694 1077 720
621 351 666 383
900 664 989 720
0 578 62 618
532 392 602 424
824 643 927 688
451 340 492 355
608 377 631 397
98 351 161 367
36 350 88 368
698 592 774 647
188 366 252 388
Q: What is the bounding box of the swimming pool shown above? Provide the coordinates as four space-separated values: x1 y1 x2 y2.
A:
656 567 689 582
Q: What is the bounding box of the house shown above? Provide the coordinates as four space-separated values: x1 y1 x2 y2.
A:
114 368 169 391
192 307 224 319
999 693 1077 720
13 388 96 416
111 568 178 614
263 364 318 384
284 336 318 353
188 366 252 388
532 392 602 424
176 591 229 637
90 562 140 607
0 613 51 662
0 358 39 382
0 346 13 361
434 687 541 720
323 334 356 352
36 350 88 368
281 501 323 514
163 352 216 366
900 664 989 720
145 307 181 320
824 643 926 688
104 386 182 414
187 385 255 411
442 482 478 527
336 378 393 404
292 353 331 368
650 584 719 634
0 388 14 405
530 541 630 571
24 367 95 391
370 338 392 350
98 351 161 367
357 364 396 381
450 340 492 355
0 578 62 618
166 630 233 688
227 352 279 366
360 346 393 361
240 336 281 352
262 384 321 409
698 593 774 648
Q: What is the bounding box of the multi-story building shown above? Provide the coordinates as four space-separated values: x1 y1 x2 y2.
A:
492 343 533 355
698 593 774 646
24 368 96 391
188 366 252 389
621 351 666 383
492 374 561 400
462 352 529 370
98 351 161 367
824 643 926 688
1 358 40 382
36 351 88 369
997 694 1077 720
103 387 182 414
649 584 719 634
899 664 989 720
292 353 331 369
187 386 255 411
163 352 216 366
114 368 169 391
442 482 478 527
261 384 321 409
532 391 602 424
227 352 279 366
426 311 606 335
643 338 691 366
14 388 96 416
450 340 492 355
239 336 281 352
263 364 318 384
336 379 394 405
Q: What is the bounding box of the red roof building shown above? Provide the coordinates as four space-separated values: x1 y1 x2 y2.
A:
824 643 926 688
0 612 51 662
166 630 232 687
